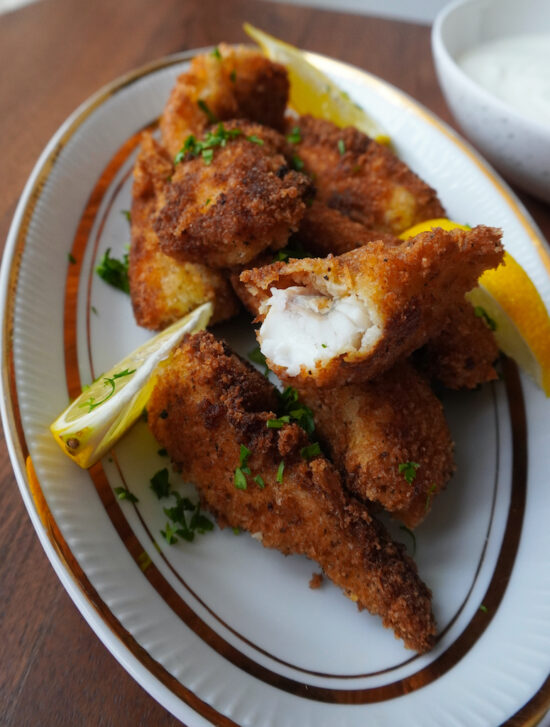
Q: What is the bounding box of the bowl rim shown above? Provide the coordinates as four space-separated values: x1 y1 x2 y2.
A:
431 0 550 138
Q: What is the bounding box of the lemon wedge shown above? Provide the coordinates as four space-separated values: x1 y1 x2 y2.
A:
399 218 550 396
467 254 550 396
244 23 389 144
51 302 213 468
397 218 471 239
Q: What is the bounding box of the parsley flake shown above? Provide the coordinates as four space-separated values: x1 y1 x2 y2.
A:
161 521 178 545
474 306 497 331
114 486 139 503
197 99 218 123
91 305 98 316
253 475 265 489
276 460 285 483
286 126 301 144
300 442 321 460
230 69 237 83
246 134 264 145
337 139 346 155
291 154 305 171
266 415 290 429
273 242 311 263
248 346 269 376
174 123 243 166
121 209 131 223
479 604 488 614
78 368 136 412
211 46 221 60
234 467 248 490
96 248 129 294
398 461 420 484
150 468 171 499
68 253 76 264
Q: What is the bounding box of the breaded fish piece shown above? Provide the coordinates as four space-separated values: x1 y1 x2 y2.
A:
295 204 500 389
296 200 399 257
161 43 289 157
154 121 312 268
148 331 437 652
240 226 504 387
415 302 499 389
129 132 239 329
291 115 445 234
296 361 455 528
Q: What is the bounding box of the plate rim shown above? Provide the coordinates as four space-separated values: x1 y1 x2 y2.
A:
1 47 550 727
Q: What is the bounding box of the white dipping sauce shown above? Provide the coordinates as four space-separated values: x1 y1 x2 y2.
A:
458 34 550 126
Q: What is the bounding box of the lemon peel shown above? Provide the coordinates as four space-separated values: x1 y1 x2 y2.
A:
51 302 213 468
467 254 550 396
243 23 389 144
397 218 471 239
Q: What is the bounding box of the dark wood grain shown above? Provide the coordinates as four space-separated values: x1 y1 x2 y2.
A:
0 0 548 726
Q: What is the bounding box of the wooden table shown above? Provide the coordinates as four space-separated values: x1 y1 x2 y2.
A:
1 0 548 725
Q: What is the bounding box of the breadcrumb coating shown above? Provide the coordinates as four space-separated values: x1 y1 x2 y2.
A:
296 361 455 528
290 115 445 233
240 225 504 387
129 132 239 329
148 331 437 652
161 43 289 157
154 121 313 268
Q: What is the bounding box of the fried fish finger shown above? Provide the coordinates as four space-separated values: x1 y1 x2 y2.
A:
296 361 455 528
290 115 445 233
129 132 239 329
161 43 289 157
240 225 504 387
154 121 312 268
148 331 437 652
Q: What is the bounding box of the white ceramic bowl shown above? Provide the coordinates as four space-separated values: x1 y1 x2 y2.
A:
432 0 550 203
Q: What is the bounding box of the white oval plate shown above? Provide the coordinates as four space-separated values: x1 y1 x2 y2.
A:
2 49 550 727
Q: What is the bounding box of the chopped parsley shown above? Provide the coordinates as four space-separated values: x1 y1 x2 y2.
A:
286 126 301 144
273 242 311 263
248 346 269 376
234 467 248 490
300 442 321 460
197 99 218 123
276 460 285 483
230 69 237 83
239 444 251 473
399 525 416 555
253 475 265 489
398 461 420 484
161 521 178 545
232 526 241 534
114 486 139 503
160 482 213 544
474 305 497 331
96 248 130 294
266 415 290 429
174 123 249 166
121 209 131 223
479 604 488 614
68 253 76 264
291 154 305 171
337 139 346 155
157 448 168 457
91 305 98 316
204 198 211 206
78 368 135 412
211 46 221 60
278 386 316 437
246 134 264 146
150 468 171 499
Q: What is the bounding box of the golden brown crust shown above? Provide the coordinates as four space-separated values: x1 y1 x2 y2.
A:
154 121 312 268
160 44 289 157
240 225 504 387
415 302 499 389
295 201 400 257
148 331 436 652
290 115 445 233
129 132 240 329
296 361 455 528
